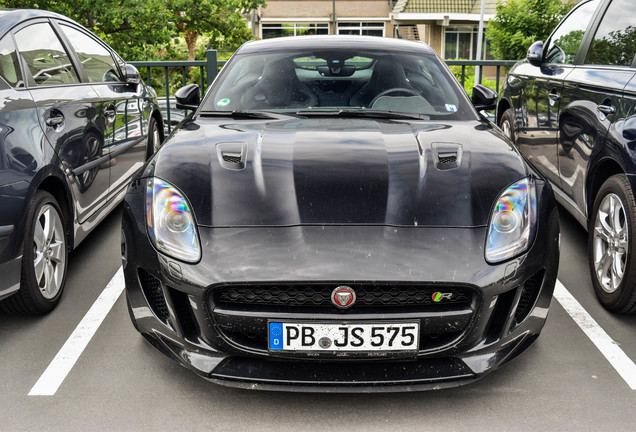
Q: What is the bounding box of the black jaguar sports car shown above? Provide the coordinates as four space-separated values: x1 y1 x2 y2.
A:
121 36 560 391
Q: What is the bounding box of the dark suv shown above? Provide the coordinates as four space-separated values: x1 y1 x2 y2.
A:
0 9 163 314
497 0 636 312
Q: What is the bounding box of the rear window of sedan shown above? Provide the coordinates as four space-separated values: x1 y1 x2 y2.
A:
202 48 473 119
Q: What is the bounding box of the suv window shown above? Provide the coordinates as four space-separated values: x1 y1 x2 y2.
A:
60 24 122 83
14 22 79 86
586 0 636 66
0 35 23 88
544 0 599 65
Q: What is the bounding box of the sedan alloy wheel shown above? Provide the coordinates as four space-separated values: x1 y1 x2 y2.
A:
33 203 66 299
0 191 68 314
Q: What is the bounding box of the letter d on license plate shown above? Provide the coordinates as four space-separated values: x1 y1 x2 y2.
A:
268 322 419 352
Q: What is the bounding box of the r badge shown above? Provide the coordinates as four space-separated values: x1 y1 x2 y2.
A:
331 286 356 309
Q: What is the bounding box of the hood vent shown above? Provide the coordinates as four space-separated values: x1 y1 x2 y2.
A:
216 142 247 170
432 143 463 171
438 154 457 164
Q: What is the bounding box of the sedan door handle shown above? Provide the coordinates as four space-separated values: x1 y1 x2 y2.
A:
45 116 64 127
45 112 65 128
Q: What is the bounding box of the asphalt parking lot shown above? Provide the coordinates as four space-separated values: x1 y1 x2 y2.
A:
2 205 636 431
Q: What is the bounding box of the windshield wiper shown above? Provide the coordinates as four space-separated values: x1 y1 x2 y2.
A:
200 110 294 119
295 109 429 120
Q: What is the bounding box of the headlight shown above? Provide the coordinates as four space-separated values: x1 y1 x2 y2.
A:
146 177 201 262
485 177 537 263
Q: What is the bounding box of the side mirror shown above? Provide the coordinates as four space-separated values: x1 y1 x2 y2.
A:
472 84 497 111
622 116 636 141
175 84 200 111
527 41 544 67
124 64 140 85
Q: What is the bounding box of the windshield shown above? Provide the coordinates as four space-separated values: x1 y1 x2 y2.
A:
202 47 474 120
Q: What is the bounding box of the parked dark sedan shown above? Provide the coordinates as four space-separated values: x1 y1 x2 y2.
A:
122 36 559 391
0 9 164 314
497 0 636 313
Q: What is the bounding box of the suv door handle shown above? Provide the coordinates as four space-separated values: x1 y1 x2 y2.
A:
597 104 616 115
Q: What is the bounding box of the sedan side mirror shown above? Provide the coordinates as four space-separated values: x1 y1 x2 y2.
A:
472 84 497 111
175 84 200 111
527 41 544 67
124 64 140 86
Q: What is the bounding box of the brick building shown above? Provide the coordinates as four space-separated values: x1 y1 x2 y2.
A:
250 0 500 59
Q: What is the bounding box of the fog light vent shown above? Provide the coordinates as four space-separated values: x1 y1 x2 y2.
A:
513 269 545 326
485 287 517 342
138 268 170 323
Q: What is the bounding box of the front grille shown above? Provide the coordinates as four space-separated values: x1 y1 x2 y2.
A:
214 282 471 311
210 282 476 355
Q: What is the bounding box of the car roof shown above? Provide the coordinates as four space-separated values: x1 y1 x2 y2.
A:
237 35 436 55
0 8 76 37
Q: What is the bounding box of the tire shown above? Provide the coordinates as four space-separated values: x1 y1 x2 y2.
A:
588 174 636 313
145 116 161 160
121 217 140 332
0 191 68 315
499 108 516 142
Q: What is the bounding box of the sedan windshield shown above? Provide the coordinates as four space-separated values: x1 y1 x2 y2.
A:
202 48 474 120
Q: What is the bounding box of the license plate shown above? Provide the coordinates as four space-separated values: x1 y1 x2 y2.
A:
268 322 419 352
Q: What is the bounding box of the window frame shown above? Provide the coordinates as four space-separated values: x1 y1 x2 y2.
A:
337 21 385 37
442 25 492 60
541 0 606 67
56 21 124 84
12 19 83 88
260 22 329 39
8 17 124 89
0 32 25 89
584 0 636 67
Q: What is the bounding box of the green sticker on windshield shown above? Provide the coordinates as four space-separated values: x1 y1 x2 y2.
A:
216 98 230 107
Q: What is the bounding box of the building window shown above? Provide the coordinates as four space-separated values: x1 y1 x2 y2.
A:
443 26 493 60
262 23 329 39
337 22 384 37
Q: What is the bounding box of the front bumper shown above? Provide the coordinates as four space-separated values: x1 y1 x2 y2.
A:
122 178 559 391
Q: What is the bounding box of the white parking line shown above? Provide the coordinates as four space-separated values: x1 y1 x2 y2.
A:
28 267 125 396
554 280 636 390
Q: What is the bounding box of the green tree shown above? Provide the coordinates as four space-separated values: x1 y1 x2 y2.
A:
166 0 265 60
0 0 264 61
0 0 173 60
486 0 575 60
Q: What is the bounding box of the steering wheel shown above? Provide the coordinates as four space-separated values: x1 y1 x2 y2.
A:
369 87 420 107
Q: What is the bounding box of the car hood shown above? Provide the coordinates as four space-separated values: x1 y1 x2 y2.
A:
151 117 528 228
